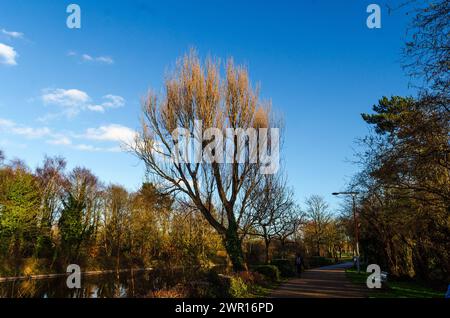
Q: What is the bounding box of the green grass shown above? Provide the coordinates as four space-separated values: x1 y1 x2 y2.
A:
346 268 446 298
247 278 287 298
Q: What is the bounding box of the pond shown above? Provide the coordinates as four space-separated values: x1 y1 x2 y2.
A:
0 268 184 298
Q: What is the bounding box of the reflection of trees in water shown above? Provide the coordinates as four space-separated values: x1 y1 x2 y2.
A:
0 268 189 298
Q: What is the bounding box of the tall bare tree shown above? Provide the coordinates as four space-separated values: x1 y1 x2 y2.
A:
104 185 129 270
133 51 280 271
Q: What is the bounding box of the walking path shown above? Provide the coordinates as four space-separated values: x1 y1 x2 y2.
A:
270 262 367 298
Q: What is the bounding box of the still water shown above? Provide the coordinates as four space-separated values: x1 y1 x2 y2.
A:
0 269 182 298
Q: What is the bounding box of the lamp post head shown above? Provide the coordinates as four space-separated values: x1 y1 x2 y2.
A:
332 191 359 196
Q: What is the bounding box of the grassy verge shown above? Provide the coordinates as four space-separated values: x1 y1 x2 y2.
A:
346 267 446 298
248 278 287 298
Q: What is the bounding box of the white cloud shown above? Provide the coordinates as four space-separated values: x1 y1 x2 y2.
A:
0 118 51 138
88 95 125 112
102 95 125 108
40 88 124 118
42 88 90 107
47 136 72 146
42 88 90 118
0 117 132 153
87 105 105 112
82 54 93 61
73 144 97 151
84 124 137 144
13 126 51 138
95 56 114 64
73 144 121 152
1 29 24 39
69 51 114 64
0 43 18 66
0 118 15 128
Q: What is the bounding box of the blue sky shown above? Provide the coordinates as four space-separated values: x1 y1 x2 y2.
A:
0 0 414 211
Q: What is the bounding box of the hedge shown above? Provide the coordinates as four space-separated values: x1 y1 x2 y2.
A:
271 259 296 277
252 265 280 282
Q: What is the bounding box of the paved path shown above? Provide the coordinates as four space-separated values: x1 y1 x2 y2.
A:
270 262 367 298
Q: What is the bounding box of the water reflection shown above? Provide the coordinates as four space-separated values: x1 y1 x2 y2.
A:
0 268 181 298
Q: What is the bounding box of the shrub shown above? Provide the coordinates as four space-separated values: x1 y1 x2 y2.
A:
184 280 212 298
206 270 249 298
237 270 267 286
306 256 334 268
237 271 255 285
253 265 280 282
229 276 248 298
271 259 296 277
150 284 187 298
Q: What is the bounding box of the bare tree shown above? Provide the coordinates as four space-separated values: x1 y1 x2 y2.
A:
133 51 280 271
276 204 305 259
35 156 67 237
305 195 332 257
402 0 449 101
104 185 129 271
250 174 298 263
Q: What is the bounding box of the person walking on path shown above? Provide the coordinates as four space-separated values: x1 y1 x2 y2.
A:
295 253 303 277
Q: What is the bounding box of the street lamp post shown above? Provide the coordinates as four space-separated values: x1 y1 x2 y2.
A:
332 191 360 273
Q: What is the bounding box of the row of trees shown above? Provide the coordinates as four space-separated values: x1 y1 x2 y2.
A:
350 0 449 284
0 148 352 275
0 153 223 275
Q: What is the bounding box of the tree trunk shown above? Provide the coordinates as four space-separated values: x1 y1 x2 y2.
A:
316 241 320 257
223 223 246 272
264 238 271 264
280 239 286 259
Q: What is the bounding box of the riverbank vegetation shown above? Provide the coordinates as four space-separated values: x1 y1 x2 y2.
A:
0 149 355 290
1 138 361 299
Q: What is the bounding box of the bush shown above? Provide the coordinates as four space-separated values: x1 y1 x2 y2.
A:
237 270 267 286
206 270 249 298
149 284 188 298
184 280 212 298
306 256 334 268
253 265 280 282
229 276 248 298
271 259 296 277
